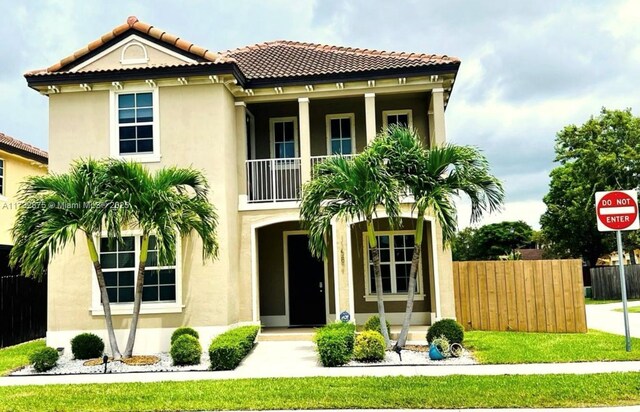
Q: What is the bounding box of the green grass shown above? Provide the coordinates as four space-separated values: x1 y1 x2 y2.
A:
585 297 640 304
466 330 640 364
1 373 640 411
0 340 45 376
614 306 640 313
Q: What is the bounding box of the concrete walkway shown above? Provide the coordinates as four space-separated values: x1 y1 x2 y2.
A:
586 301 640 337
2 340 640 387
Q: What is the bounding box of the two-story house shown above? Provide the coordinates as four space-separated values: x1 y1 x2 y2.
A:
25 16 460 352
0 133 48 258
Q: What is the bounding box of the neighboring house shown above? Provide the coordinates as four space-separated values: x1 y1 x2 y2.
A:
0 133 48 250
25 16 460 352
597 250 640 266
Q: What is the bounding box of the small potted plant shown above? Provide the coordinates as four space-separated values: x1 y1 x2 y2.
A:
428 335 450 360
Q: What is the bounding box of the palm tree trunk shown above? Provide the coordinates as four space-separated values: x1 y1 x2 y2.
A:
394 209 425 350
86 235 122 360
367 220 391 348
124 234 149 358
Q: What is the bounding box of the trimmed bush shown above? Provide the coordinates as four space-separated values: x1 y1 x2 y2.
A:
171 327 199 345
353 330 386 363
70 333 105 360
314 322 356 367
29 347 59 372
426 318 464 344
170 335 202 366
363 315 391 336
209 325 260 370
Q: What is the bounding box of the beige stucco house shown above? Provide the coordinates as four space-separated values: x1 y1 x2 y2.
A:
0 133 48 249
25 16 461 352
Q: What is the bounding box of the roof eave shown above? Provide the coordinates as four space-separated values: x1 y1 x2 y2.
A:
0 143 48 165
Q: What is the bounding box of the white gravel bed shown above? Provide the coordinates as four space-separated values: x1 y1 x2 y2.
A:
12 352 212 376
347 347 477 367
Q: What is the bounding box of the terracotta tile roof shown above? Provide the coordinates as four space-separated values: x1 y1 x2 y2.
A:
220 40 460 80
0 132 48 164
26 17 459 83
41 16 230 74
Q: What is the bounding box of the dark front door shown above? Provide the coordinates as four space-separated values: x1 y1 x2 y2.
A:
287 234 326 326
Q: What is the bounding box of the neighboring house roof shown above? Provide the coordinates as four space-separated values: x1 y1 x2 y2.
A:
0 132 48 164
516 248 545 260
25 16 460 89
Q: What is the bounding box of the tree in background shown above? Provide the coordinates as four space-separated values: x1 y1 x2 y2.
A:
451 221 533 261
540 108 640 266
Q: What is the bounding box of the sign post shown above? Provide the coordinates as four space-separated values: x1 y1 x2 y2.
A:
595 190 639 352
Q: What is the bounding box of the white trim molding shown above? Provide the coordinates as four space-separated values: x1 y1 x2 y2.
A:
269 116 299 159
382 109 414 129
120 41 149 65
325 113 356 155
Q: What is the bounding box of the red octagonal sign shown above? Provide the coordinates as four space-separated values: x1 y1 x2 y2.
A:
595 190 640 232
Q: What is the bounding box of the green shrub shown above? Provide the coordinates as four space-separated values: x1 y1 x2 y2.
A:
363 315 391 336
314 322 356 367
209 325 260 370
171 327 200 345
353 330 386 362
426 318 464 344
29 347 59 372
70 333 105 360
170 335 202 366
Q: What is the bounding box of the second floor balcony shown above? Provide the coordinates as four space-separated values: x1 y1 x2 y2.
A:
237 89 447 209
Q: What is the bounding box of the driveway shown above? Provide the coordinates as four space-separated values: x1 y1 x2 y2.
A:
586 301 640 337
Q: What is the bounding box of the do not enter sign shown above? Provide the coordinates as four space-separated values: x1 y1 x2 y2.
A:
595 190 640 232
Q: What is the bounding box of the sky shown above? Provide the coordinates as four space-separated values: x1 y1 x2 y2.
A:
1 0 639 230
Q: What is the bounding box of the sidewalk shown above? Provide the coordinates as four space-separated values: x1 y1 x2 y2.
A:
2 341 640 387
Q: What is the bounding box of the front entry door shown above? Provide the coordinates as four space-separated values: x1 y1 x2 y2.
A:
287 234 326 326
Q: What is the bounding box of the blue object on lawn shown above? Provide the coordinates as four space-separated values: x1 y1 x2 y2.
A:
428 343 445 360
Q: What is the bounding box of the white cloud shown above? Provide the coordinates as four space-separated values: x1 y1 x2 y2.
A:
456 199 547 230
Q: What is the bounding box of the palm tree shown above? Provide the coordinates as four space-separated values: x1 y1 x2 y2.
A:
300 153 401 347
103 160 219 357
370 126 504 349
9 159 126 358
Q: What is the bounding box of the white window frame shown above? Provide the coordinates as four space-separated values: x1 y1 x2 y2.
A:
109 86 161 163
362 230 425 302
0 157 5 200
325 113 356 155
269 117 299 159
382 109 413 130
90 230 183 315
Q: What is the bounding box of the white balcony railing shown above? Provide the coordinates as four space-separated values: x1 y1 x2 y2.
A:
310 154 355 174
246 158 302 203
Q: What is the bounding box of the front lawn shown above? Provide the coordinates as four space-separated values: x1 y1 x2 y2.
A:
1 373 640 411
614 306 640 313
0 340 45 376
465 330 640 364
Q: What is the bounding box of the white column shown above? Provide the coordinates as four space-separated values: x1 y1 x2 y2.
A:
298 97 311 183
235 102 248 200
429 88 446 147
365 93 376 144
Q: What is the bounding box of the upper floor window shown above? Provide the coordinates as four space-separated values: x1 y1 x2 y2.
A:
326 114 355 155
0 158 4 197
383 109 413 129
99 234 176 304
270 117 298 159
111 89 160 163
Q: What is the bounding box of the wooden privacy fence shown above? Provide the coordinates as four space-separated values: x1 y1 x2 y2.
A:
453 260 587 333
590 265 640 300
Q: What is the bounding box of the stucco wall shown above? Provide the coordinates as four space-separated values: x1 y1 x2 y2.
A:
79 38 190 72
0 151 47 246
46 82 240 337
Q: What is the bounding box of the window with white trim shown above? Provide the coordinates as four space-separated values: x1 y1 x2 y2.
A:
271 118 298 159
0 159 4 197
367 233 420 295
326 114 355 155
100 235 176 304
117 92 154 155
383 110 413 129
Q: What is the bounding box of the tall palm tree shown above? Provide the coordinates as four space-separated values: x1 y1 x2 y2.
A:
103 160 219 357
370 126 504 349
300 153 401 347
9 159 126 358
